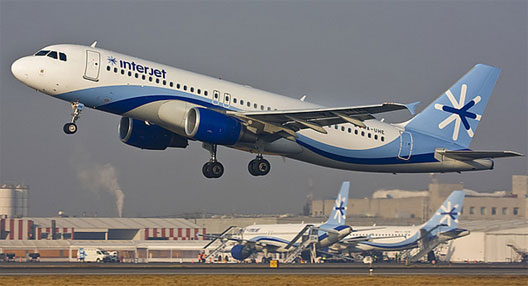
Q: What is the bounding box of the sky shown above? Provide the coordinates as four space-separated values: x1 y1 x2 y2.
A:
0 0 526 218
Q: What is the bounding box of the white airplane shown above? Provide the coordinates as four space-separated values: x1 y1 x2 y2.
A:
337 191 469 255
11 43 522 178
205 181 351 262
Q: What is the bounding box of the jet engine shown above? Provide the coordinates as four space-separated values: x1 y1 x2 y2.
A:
230 244 252 261
119 117 188 150
184 107 257 145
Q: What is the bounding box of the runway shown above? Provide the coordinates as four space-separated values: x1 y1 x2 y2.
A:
1 263 526 276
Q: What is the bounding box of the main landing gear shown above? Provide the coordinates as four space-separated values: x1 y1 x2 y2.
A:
63 101 84 135
202 144 224 179
248 155 271 176
201 144 272 179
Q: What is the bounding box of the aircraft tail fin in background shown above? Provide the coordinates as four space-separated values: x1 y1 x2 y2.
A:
422 190 465 232
405 64 501 148
323 181 349 226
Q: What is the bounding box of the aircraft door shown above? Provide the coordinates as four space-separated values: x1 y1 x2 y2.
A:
83 50 100 82
398 131 413 160
222 93 231 108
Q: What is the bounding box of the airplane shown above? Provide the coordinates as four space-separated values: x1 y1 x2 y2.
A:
11 43 522 178
336 191 469 258
204 181 351 262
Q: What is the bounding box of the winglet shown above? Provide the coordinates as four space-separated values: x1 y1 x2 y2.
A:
405 101 420 115
90 41 97 48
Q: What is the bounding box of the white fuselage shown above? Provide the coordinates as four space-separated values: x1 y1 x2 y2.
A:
11 44 494 173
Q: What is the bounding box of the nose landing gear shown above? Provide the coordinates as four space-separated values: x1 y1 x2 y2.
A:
248 155 271 176
63 101 84 134
202 144 224 178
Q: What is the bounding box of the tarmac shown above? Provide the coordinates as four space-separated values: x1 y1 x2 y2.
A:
0 263 527 276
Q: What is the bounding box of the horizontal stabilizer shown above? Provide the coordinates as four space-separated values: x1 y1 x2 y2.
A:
437 150 523 161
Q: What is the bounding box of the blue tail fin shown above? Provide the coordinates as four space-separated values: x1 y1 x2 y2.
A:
405 64 501 148
323 181 350 225
422 191 465 231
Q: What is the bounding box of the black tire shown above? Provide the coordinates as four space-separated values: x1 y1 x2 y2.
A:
210 162 224 178
255 159 271 176
248 160 259 176
202 162 213 178
63 123 77 134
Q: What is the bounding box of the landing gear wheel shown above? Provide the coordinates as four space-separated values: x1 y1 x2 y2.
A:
255 159 270 176
248 157 271 176
202 162 213 178
210 162 224 178
202 161 224 178
63 123 77 134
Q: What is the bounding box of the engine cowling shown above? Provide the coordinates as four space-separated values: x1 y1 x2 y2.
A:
184 107 257 145
230 244 252 261
119 117 188 150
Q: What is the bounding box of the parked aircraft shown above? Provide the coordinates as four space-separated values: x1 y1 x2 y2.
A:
204 181 351 262
337 191 469 260
11 43 522 178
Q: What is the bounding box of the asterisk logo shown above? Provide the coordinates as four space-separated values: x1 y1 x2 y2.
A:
107 56 117 65
437 201 459 227
434 84 482 141
333 193 347 224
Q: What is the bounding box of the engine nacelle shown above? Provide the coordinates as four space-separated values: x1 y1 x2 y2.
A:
119 117 188 150
185 107 257 145
230 244 252 261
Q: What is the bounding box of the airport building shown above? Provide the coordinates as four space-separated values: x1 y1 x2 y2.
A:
311 175 528 223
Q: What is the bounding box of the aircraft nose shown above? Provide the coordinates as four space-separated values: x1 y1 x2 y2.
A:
11 57 31 82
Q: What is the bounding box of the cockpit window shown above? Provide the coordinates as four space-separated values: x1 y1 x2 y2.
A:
35 50 50 56
47 51 58 59
59 52 67 61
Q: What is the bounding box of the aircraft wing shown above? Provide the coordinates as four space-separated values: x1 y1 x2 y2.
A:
437 150 523 161
226 102 418 137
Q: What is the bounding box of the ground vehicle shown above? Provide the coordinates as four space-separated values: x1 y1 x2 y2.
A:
108 251 120 263
77 248 110 263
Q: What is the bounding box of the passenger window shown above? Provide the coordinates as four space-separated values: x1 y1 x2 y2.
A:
163 80 166 85
197 89 201 94
361 131 365 136
381 136 384 142
156 78 160 84
121 69 125 75
368 133 371 138
190 87 194 92
177 84 180 89
355 130 358 135
240 100 244 105
128 71 132 76
247 102 251 107
348 128 351 133
254 103 257 109
260 105 264 110
184 85 187 91
169 82 173 87
114 67 118 73
149 76 153 82
142 75 146 80
233 98 237 104
59 53 67 61
106 66 110 71
204 90 208 96
341 126 345 131
35 50 50 56
47 51 58 59
135 73 139 78
267 107 271 111
374 134 378 140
